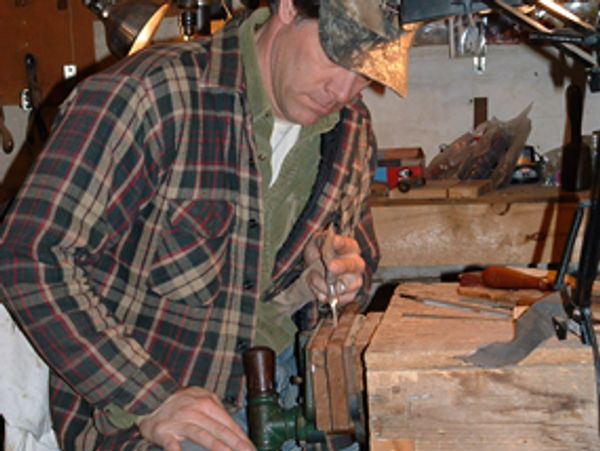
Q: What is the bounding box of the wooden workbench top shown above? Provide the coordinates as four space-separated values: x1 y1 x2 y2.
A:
365 282 599 450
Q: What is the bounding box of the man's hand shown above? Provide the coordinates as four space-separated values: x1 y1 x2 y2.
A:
137 387 255 451
304 229 366 306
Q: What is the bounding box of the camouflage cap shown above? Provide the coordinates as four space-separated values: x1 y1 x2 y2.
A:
318 0 418 97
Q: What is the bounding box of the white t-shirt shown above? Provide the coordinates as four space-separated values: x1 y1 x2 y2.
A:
269 118 302 187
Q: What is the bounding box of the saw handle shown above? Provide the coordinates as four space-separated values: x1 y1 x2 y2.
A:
481 267 552 291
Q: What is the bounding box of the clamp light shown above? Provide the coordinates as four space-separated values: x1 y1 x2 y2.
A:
84 0 170 59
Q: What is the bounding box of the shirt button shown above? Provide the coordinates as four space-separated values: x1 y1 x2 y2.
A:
236 339 249 352
258 153 267 161
243 280 254 290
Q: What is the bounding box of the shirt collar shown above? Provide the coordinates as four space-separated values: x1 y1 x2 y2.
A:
240 8 272 122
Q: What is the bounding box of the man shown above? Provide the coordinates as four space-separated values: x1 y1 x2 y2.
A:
0 0 411 449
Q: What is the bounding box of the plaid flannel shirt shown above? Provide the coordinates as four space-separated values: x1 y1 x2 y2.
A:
0 13 380 450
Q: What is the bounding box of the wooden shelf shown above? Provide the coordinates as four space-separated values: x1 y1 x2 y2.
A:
371 185 588 270
370 184 587 207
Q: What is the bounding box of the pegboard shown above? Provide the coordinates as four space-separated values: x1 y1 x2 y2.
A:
0 0 96 106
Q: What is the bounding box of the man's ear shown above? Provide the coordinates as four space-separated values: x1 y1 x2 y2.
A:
277 0 298 24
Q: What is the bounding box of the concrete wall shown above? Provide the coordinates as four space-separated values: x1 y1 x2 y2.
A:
0 107 28 182
363 43 600 163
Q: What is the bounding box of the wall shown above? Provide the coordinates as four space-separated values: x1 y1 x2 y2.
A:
363 43 600 163
2 20 599 183
0 107 28 182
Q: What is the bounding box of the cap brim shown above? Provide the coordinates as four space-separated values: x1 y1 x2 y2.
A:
353 28 418 97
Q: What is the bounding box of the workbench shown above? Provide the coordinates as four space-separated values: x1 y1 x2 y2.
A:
370 185 587 277
364 282 599 450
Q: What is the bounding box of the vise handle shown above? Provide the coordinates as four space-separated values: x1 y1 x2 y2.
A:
243 346 276 397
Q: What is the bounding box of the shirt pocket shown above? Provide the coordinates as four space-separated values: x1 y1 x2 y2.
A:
148 199 235 308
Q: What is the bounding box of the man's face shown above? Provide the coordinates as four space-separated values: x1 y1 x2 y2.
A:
267 18 370 125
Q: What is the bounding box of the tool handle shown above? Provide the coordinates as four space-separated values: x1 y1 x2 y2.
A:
243 347 276 397
320 227 336 264
481 267 552 291
321 228 339 287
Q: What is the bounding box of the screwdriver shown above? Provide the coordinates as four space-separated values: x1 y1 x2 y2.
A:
320 227 341 327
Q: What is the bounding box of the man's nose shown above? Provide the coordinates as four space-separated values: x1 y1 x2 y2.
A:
326 71 367 104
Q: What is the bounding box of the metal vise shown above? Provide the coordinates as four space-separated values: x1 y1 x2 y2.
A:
242 346 324 450
243 304 383 450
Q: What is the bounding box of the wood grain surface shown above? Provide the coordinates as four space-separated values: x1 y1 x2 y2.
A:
372 187 586 269
365 283 599 450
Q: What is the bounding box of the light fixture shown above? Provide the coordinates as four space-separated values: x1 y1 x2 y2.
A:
84 0 170 59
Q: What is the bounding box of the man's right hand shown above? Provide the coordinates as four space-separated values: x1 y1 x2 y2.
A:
137 387 255 451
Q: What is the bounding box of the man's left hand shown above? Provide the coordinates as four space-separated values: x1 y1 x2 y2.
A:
304 230 365 306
